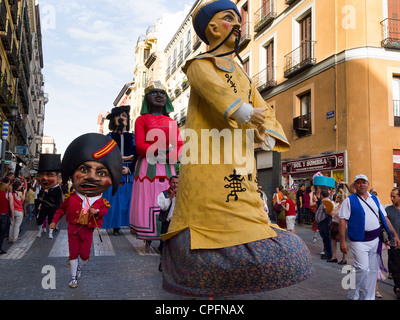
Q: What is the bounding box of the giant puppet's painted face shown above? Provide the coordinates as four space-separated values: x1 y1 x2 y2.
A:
207 9 241 49
145 89 168 115
114 111 128 131
72 161 112 197
37 171 60 190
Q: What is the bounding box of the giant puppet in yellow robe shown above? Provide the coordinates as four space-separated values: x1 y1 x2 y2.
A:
161 0 313 297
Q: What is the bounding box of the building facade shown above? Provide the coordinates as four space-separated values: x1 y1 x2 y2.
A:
0 0 46 176
233 0 400 204
128 0 400 205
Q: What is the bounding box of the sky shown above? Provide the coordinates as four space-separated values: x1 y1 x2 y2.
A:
39 0 195 156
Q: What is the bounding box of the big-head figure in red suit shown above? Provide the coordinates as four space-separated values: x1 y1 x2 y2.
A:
50 133 122 288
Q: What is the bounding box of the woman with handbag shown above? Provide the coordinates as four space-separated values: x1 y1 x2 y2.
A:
0 177 14 254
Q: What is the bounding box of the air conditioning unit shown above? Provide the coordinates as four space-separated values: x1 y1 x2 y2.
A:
293 115 310 131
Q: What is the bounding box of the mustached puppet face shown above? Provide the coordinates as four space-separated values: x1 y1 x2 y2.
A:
72 161 112 197
38 172 60 190
208 9 241 49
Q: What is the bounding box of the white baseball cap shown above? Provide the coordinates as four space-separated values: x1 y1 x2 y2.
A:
354 174 369 182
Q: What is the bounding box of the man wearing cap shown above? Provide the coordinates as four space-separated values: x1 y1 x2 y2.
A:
339 174 400 299
36 154 64 239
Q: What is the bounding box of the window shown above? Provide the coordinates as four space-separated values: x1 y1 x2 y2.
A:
185 30 191 57
242 58 249 75
293 91 312 138
300 14 312 63
284 5 315 78
240 2 250 44
265 40 274 86
393 77 400 126
388 0 400 39
166 56 171 78
143 49 150 63
300 91 311 116
172 48 177 72
178 40 184 66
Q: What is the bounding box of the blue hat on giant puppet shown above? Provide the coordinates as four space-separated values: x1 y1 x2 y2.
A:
193 0 241 45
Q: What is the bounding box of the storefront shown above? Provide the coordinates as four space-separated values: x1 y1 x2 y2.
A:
394 149 400 187
281 151 347 189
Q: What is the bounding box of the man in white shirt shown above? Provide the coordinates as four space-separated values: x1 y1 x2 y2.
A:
157 175 178 271
339 174 399 300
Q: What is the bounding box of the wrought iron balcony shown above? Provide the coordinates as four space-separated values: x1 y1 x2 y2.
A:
0 19 12 51
144 52 157 68
185 41 191 58
193 35 201 51
254 0 276 33
284 40 316 78
253 66 276 93
381 18 400 48
238 21 251 49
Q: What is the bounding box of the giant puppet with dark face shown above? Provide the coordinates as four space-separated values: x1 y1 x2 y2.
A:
50 133 122 288
102 105 138 235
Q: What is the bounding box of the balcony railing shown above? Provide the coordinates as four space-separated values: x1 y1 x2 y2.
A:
177 51 183 66
253 66 276 93
0 19 12 51
185 41 191 58
193 35 201 51
284 40 316 78
238 21 251 49
254 0 276 33
381 18 400 48
144 52 157 68
394 100 400 127
171 59 176 73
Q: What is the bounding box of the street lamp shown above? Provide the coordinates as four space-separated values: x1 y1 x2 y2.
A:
10 105 18 118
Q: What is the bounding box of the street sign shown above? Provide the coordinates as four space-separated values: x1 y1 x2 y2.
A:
2 121 9 139
326 110 335 119
15 145 27 156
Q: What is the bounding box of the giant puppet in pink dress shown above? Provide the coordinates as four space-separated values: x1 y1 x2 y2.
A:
129 81 183 246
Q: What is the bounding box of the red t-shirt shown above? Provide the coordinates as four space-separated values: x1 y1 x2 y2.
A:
285 199 296 216
0 191 9 214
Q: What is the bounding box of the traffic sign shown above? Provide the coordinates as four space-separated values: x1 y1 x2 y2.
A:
2 121 9 139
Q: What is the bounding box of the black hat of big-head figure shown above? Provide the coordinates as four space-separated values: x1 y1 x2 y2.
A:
38 154 62 172
106 105 130 120
61 133 123 195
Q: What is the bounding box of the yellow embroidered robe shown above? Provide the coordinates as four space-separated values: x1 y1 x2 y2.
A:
162 54 290 249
